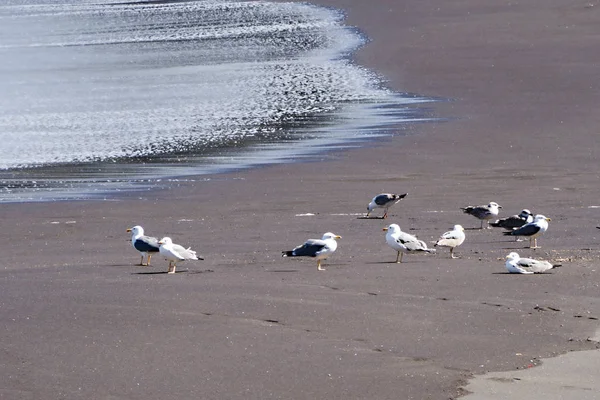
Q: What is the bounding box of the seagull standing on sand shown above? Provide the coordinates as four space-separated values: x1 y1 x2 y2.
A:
158 237 203 274
505 252 561 274
366 193 408 218
503 214 551 249
383 224 435 263
461 202 502 229
434 224 466 259
126 225 160 266
282 232 341 271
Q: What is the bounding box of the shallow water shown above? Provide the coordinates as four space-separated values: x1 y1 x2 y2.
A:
0 0 437 202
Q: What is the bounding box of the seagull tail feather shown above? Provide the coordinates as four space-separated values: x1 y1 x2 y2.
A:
282 251 294 257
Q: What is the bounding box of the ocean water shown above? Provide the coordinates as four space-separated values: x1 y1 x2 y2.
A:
0 0 436 201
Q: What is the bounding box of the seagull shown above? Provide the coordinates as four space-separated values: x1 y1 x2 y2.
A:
490 209 533 230
503 214 551 248
282 232 341 271
366 193 408 218
490 209 533 241
126 225 160 266
460 201 502 229
383 224 435 263
505 252 561 274
434 224 466 259
158 237 203 274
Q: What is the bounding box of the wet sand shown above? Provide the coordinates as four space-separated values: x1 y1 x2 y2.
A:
2 0 600 399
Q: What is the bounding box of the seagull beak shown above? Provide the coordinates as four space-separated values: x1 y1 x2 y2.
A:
335 235 342 239
158 241 163 245
382 227 388 231
126 228 132 232
546 217 552 221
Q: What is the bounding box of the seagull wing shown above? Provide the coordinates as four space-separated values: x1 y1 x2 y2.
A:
170 243 198 260
506 222 541 237
397 232 428 251
134 235 160 252
374 194 395 206
291 239 327 257
517 258 553 273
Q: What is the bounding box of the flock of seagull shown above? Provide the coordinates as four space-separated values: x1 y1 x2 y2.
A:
126 193 558 275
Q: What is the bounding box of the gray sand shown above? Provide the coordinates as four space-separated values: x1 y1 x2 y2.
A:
1 1 600 399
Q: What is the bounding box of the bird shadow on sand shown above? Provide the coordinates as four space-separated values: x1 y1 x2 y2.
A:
499 246 540 250
492 272 554 275
365 261 397 265
133 269 189 275
268 269 299 273
356 216 385 220
187 269 214 275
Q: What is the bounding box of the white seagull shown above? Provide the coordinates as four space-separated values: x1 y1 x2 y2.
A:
460 201 502 229
383 224 435 263
505 252 561 274
503 214 551 248
126 225 160 266
366 193 408 218
434 224 466 259
158 237 203 274
282 232 341 271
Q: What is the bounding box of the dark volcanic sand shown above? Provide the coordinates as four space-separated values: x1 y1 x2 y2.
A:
2 1 600 399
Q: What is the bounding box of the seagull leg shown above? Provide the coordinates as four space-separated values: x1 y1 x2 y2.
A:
395 251 403 263
168 261 176 274
480 220 484 229
146 254 152 266
139 255 145 266
383 210 388 219
450 248 459 259
317 260 325 271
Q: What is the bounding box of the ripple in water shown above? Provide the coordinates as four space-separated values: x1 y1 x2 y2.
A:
0 0 438 201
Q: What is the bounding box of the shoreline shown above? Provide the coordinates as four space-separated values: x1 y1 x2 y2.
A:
1 1 600 399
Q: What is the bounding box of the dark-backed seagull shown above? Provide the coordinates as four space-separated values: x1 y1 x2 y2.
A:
503 214 550 248
282 232 341 271
127 225 160 266
366 193 408 218
460 201 502 229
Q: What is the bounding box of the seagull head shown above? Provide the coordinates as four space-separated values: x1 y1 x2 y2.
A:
158 237 172 245
534 214 551 222
519 209 532 217
321 232 341 240
382 224 401 233
127 225 143 235
488 202 502 209
506 252 520 261
453 224 464 231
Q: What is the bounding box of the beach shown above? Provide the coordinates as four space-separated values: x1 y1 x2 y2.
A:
1 0 600 399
